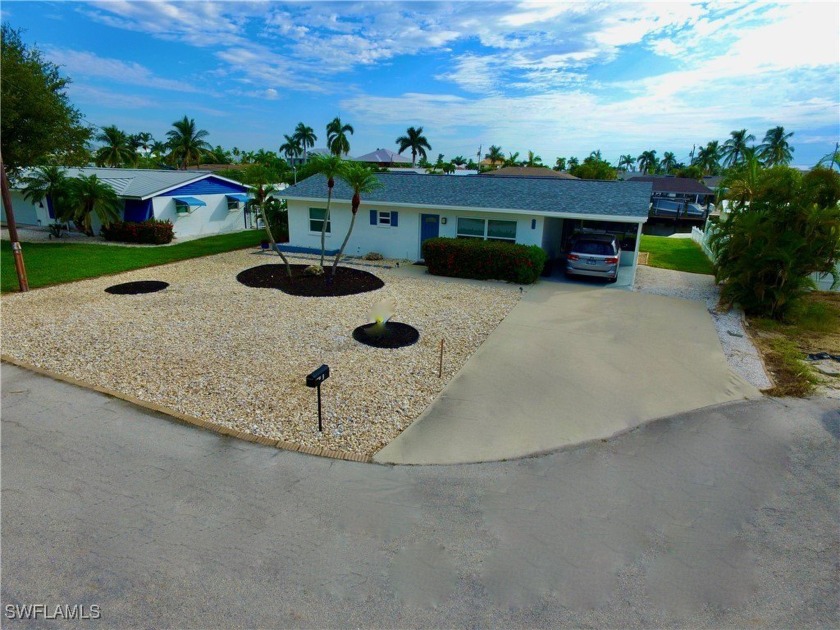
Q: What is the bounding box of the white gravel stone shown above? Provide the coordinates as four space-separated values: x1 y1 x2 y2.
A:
633 265 773 390
1 250 521 456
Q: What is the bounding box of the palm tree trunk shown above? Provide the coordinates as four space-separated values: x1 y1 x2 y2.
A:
319 192 332 267
332 211 357 277
259 203 292 277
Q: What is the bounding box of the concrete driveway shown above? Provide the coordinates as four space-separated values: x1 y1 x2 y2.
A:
376 281 759 464
2 364 837 628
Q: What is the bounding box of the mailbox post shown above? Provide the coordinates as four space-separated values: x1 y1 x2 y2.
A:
305 364 330 432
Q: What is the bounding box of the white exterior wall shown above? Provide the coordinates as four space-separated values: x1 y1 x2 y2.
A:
1 191 51 226
540 217 565 259
287 200 546 261
153 194 248 238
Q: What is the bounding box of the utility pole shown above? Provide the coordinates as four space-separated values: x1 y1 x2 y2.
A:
476 144 482 173
0 154 29 292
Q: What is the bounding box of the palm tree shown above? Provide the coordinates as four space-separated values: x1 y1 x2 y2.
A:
331 163 382 277
618 154 635 171
279 134 301 162
504 151 520 167
721 129 755 169
485 145 504 168
293 123 317 162
21 165 70 223
131 131 154 155
526 151 543 167
66 174 122 235
722 152 762 211
637 150 657 174
326 117 354 156
451 155 467 166
759 126 794 166
166 115 211 169
817 143 840 171
694 141 721 175
660 152 677 174
567 156 579 169
395 126 432 166
95 125 135 167
308 154 346 267
149 141 168 158
554 157 567 171
244 165 292 277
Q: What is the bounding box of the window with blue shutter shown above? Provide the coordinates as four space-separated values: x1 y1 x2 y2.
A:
370 210 377 225
391 211 398 227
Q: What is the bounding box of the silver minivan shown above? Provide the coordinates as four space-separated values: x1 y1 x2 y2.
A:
565 234 621 282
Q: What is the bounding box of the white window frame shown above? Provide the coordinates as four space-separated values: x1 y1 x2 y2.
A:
456 217 517 242
377 210 392 227
227 199 241 212
309 207 331 235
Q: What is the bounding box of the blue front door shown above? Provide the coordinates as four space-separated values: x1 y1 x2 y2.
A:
420 213 440 247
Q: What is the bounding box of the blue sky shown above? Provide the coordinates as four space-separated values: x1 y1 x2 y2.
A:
4 1 838 167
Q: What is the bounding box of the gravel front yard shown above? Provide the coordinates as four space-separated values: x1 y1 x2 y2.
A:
1 250 521 457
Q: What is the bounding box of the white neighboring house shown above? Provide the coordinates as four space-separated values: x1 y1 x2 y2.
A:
282 172 652 281
2 167 252 238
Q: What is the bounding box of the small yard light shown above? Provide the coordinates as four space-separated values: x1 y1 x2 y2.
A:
305 364 330 432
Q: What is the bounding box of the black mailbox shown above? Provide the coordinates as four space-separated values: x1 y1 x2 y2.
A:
306 364 330 388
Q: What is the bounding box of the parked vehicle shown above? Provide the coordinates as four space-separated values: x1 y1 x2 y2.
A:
565 233 621 282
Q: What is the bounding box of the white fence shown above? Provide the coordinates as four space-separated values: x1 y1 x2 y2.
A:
691 223 838 292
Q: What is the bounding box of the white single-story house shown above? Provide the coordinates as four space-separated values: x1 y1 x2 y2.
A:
2 167 252 238
282 172 652 281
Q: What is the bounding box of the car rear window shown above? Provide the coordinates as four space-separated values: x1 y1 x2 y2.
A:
573 240 614 256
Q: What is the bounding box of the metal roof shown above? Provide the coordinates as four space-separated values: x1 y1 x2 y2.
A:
55 167 245 199
352 148 411 164
284 172 652 219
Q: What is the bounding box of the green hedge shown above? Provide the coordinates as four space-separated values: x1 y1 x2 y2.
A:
101 219 174 244
422 237 547 284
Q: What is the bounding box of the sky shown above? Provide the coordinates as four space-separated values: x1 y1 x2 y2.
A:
3 0 839 168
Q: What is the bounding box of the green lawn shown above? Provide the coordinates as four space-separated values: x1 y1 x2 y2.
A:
639 235 715 275
1 230 264 293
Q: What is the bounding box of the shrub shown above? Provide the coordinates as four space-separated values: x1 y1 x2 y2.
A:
101 219 174 244
422 237 547 284
363 251 384 261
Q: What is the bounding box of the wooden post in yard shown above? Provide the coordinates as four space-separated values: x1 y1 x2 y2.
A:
0 155 29 292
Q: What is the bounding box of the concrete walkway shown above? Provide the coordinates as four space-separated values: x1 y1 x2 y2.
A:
375 280 760 464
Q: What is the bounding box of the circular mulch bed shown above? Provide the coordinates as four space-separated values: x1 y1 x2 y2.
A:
352 322 420 349
105 280 169 295
236 264 384 297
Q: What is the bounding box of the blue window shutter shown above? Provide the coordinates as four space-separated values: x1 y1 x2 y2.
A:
531 219 536 229
391 211 399 227
370 210 377 225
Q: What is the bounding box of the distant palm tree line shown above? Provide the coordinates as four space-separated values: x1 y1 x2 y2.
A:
90 117 820 181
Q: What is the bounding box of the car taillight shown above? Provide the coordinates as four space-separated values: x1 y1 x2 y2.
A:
567 254 579 261
605 257 619 264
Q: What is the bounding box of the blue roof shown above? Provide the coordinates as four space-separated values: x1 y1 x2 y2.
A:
283 172 652 219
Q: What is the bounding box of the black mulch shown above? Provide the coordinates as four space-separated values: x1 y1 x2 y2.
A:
352 322 420 349
105 280 169 295
236 264 384 297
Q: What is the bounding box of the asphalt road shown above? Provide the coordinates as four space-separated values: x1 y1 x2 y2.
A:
2 363 838 629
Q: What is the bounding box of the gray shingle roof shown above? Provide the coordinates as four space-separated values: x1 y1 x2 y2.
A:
352 148 411 164
283 172 652 218
47 168 234 198
627 176 714 195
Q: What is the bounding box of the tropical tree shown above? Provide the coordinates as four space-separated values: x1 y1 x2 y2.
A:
244 165 292 277
130 131 154 154
166 115 211 169
442 162 456 175
817 144 840 171
618 154 635 171
504 151 520 167
570 154 617 180
395 126 431 166
554 157 567 171
326 116 354 156
309 154 346 267
525 151 543 167
1 24 91 172
721 129 755 169
637 150 658 174
331 163 382 277
567 156 579 169
149 141 168 158
21 165 70 223
660 151 677 174
693 141 721 175
206 145 231 164
451 155 467 166
759 126 795 166
95 125 135 167
710 166 840 319
66 174 122 235
720 152 763 210
485 145 504 168
293 123 317 162
279 134 301 162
